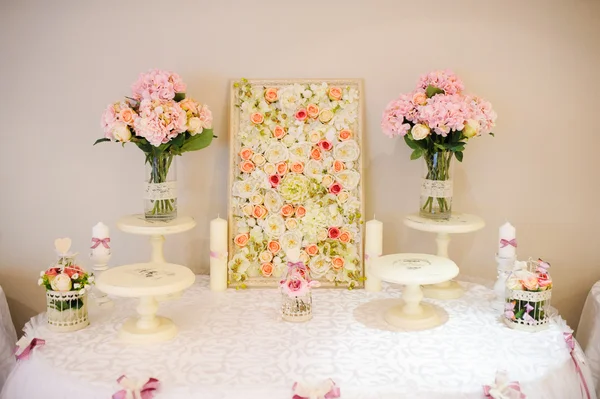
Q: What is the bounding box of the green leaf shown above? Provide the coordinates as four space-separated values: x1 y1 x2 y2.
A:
93 138 111 145
455 151 463 162
489 132 495 137
425 85 444 98
181 129 214 153
169 133 186 155
131 137 153 153
404 134 419 150
174 92 186 102
410 149 423 160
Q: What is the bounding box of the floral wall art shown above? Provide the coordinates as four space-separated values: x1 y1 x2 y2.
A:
228 79 365 288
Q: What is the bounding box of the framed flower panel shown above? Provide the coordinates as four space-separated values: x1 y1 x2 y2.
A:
228 79 364 288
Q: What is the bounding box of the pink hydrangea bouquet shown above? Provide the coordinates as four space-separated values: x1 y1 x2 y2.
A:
381 70 497 219
505 259 552 328
95 69 215 220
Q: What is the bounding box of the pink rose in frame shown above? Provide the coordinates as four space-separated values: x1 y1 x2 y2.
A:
328 227 341 239
269 174 280 187
295 109 308 121
329 182 342 195
318 140 332 152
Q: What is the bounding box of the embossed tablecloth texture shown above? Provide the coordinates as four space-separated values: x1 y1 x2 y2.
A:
0 286 16 392
577 280 600 396
1 277 595 399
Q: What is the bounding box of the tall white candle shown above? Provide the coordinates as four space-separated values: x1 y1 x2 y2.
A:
210 217 229 291
91 222 111 263
498 222 517 259
364 218 383 292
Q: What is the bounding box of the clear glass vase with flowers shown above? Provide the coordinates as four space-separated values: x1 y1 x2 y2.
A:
504 258 553 332
280 249 320 322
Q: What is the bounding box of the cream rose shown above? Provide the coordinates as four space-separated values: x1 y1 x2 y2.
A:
463 119 480 138
319 109 334 123
332 141 360 162
252 153 266 166
187 117 203 135
51 273 72 292
259 251 273 263
111 122 132 143
411 124 431 140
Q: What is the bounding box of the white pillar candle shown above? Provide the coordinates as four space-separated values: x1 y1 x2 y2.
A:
91 222 111 263
210 217 228 291
364 218 383 292
498 222 517 259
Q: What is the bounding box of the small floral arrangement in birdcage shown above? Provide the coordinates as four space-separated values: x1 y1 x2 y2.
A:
280 254 320 322
37 238 94 332
504 258 552 332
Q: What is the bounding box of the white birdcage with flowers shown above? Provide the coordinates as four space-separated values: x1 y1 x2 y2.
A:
504 258 552 332
38 238 94 332
279 249 319 322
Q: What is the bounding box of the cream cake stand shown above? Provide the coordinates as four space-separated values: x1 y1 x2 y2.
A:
404 213 484 299
370 253 459 330
96 262 195 343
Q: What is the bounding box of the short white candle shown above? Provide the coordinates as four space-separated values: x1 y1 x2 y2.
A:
364 218 383 292
92 222 110 239
210 217 228 291
498 222 517 259
91 222 111 263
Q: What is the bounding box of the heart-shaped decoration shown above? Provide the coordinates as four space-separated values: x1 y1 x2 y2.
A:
54 237 72 255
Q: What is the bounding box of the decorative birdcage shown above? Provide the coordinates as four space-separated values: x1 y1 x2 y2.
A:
503 258 552 332
46 290 89 332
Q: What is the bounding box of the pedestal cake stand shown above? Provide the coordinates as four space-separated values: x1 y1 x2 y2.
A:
370 253 459 330
404 212 484 299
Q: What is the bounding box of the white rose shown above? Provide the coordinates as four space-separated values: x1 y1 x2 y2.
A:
332 140 360 162
309 255 331 278
187 117 203 135
411 124 431 140
71 273 79 280
50 273 72 292
37 278 43 286
39 271 45 277
74 283 81 289
264 142 289 164
280 231 303 253
88 276 95 283
111 122 132 143
247 218 256 227
336 170 361 190
463 119 480 138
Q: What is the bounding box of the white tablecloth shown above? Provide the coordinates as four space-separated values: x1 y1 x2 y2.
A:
577 280 600 395
1 277 595 399
0 286 17 392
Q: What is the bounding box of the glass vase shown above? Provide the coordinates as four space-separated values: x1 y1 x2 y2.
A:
420 150 454 220
281 291 312 322
144 153 177 221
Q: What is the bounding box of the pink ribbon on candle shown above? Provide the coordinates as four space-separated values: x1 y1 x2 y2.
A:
91 237 111 249
499 238 517 248
564 332 591 399
292 379 340 399
483 371 526 398
15 338 45 360
210 250 227 259
112 375 160 399
364 253 382 260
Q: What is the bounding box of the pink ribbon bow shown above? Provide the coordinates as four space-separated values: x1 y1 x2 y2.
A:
91 237 111 249
292 379 340 399
500 238 517 248
15 337 45 360
483 371 526 398
364 253 382 261
564 333 591 399
112 375 160 399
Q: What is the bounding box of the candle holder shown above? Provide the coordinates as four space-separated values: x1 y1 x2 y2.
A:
492 254 516 311
90 245 113 308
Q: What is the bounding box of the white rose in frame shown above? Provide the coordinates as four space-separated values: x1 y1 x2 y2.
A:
309 255 331 278
280 231 303 253
282 135 296 147
252 153 266 166
250 194 263 205
333 140 360 162
50 273 72 292
285 217 299 231
411 124 431 140
233 180 256 198
263 163 277 176
336 170 361 190
288 143 312 162
264 142 289 164
264 215 286 238
278 85 302 113
304 160 324 179
264 189 283 213
250 170 271 190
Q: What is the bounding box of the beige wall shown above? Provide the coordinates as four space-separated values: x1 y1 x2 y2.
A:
1 0 599 332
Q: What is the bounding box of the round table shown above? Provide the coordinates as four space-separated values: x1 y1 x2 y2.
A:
96 263 195 343
370 253 459 330
404 213 485 299
1 277 595 399
577 280 600 395
117 215 196 263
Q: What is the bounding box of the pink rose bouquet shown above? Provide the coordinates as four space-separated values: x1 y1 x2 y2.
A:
38 260 93 311
381 70 496 219
504 259 552 325
280 261 320 297
95 69 216 220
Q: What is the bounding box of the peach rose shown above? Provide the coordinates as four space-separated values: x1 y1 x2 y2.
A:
319 109 334 123
234 233 249 247
310 148 322 160
412 92 427 106
240 160 255 173
333 160 345 173
331 256 345 270
242 204 254 216
306 104 320 118
322 174 334 187
120 108 135 125
308 131 321 144
269 174 280 187
276 162 288 176
521 277 539 291
290 162 304 173
268 240 281 254
295 206 306 218
259 251 273 263
250 112 264 124
339 231 352 243
273 125 286 139
328 87 343 101
260 263 274 277
329 182 342 195
252 205 268 219
328 227 341 239
281 204 295 217
295 108 308 121
264 88 278 103
306 244 319 256
239 148 254 160
339 129 352 141
318 140 332 152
